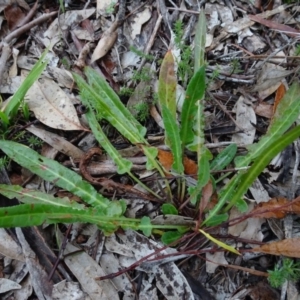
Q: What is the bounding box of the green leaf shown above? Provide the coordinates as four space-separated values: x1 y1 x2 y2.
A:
3 49 49 119
198 154 210 187
224 124 300 211
158 51 177 117
235 83 300 167
84 106 132 174
0 141 109 209
204 213 228 227
162 203 178 215
142 145 159 170
84 67 146 136
180 66 205 147
139 216 152 236
235 198 248 213
202 175 241 226
73 72 146 144
161 231 183 245
0 111 9 127
194 10 206 72
210 143 237 171
161 105 183 174
0 184 84 209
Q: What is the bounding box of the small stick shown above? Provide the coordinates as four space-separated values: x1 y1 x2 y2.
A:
1 11 58 49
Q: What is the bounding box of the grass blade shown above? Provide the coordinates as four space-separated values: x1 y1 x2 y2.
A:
2 49 49 119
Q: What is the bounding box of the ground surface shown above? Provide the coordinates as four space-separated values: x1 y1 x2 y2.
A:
0 0 300 299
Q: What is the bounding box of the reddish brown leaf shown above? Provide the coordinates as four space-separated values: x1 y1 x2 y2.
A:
4 4 26 31
249 15 300 38
250 196 300 219
199 180 213 215
251 238 300 258
273 83 286 114
157 149 197 178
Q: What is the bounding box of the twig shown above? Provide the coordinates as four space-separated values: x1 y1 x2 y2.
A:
1 11 58 49
15 0 39 30
207 91 243 130
0 43 11 87
136 13 163 73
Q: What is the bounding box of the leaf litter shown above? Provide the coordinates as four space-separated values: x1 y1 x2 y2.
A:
0 1 300 299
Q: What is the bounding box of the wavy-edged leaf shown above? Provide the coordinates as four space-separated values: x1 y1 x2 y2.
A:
85 67 146 135
158 51 177 117
0 204 123 233
0 141 109 209
235 83 300 167
73 72 146 144
161 105 183 173
84 106 132 174
194 10 206 72
0 184 84 209
180 66 205 147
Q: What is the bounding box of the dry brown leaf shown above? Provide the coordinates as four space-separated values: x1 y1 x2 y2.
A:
4 4 26 30
254 102 273 119
251 238 300 258
249 14 300 37
91 21 119 63
273 83 286 114
200 180 213 215
250 196 300 219
157 149 197 178
23 72 85 130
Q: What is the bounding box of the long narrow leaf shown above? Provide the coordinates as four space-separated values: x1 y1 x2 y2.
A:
224 124 300 211
84 105 132 174
180 66 205 147
84 67 146 137
235 83 300 167
0 184 85 209
210 143 237 171
158 51 177 117
0 204 189 234
0 141 109 209
161 105 183 173
2 49 49 118
73 72 145 144
194 10 206 72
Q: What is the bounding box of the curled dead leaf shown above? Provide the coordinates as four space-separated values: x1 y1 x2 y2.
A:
250 196 300 219
91 21 119 62
251 238 300 258
157 149 197 178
